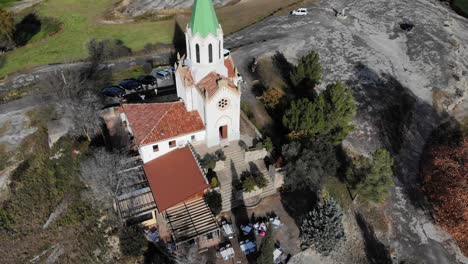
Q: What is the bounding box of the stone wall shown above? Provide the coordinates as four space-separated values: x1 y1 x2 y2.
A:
244 148 268 163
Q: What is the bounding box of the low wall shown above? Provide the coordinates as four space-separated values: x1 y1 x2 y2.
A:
244 148 268 163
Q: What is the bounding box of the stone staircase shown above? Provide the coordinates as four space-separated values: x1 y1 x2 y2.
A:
219 146 276 212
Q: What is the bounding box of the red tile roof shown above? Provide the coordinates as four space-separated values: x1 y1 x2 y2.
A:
121 102 205 145
224 57 236 78
144 147 210 211
197 72 220 98
196 73 239 99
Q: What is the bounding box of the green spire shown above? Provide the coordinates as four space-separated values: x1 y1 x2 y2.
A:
189 0 220 37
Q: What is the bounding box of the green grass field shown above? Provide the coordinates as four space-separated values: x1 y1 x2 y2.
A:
0 0 175 78
0 0 313 78
0 0 19 8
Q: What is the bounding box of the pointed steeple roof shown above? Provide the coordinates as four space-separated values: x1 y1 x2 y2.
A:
189 0 220 38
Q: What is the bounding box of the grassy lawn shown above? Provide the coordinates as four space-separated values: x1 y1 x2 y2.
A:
0 0 316 78
0 0 19 8
0 0 175 78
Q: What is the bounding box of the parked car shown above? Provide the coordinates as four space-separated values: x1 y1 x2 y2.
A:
167 67 175 73
101 86 126 97
155 70 171 80
137 75 157 86
119 79 142 90
291 8 308 16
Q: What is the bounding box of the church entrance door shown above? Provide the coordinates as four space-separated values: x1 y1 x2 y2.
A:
219 125 228 140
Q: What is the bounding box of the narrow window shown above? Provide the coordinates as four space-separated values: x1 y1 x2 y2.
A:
188 42 191 60
219 40 222 59
169 140 176 148
153 145 159 152
196 44 200 63
208 44 213 63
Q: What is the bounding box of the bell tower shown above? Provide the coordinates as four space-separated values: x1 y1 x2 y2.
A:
185 0 227 83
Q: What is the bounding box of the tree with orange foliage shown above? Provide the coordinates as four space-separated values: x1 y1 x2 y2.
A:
422 130 467 255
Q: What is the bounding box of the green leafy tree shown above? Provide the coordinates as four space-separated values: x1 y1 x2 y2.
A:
283 81 356 144
290 50 322 88
204 191 222 215
347 148 394 203
282 142 324 192
300 198 345 255
257 224 275 264
0 8 15 40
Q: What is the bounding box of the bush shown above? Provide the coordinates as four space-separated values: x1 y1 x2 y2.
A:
241 171 268 192
210 177 218 188
204 191 222 216
263 137 274 152
202 153 217 170
242 176 257 193
119 225 147 256
0 208 13 231
262 87 285 109
300 198 345 255
214 149 226 161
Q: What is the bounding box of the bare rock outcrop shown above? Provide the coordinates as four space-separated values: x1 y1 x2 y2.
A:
115 0 233 17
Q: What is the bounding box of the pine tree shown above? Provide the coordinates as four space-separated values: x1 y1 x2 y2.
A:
355 148 394 203
257 224 275 264
290 50 322 88
282 81 356 144
300 198 345 255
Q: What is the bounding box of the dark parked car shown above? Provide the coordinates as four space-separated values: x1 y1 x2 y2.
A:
137 75 157 86
101 86 126 97
119 79 142 90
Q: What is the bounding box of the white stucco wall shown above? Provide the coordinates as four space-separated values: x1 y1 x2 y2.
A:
139 130 206 163
205 86 241 147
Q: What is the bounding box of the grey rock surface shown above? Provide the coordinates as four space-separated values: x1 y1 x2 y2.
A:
226 0 468 262
117 0 232 17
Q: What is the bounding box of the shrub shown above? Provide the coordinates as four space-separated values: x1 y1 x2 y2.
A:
202 153 217 170
119 225 147 256
210 177 218 188
300 198 345 255
0 208 13 231
242 176 257 193
262 87 285 109
214 149 226 161
204 191 222 215
263 137 274 152
241 171 268 192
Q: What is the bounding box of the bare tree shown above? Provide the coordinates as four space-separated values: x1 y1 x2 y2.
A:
80 148 141 211
41 67 103 141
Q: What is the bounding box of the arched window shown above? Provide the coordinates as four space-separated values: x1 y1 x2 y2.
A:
196 44 200 63
219 40 222 59
208 44 213 63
